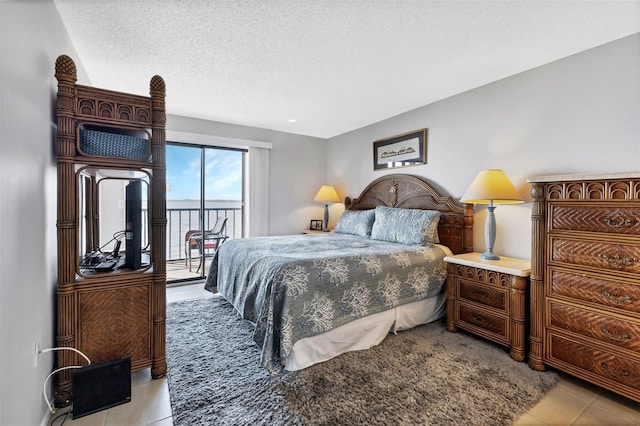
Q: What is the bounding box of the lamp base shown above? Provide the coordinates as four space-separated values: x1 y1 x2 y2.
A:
482 204 499 260
480 251 500 260
322 203 330 232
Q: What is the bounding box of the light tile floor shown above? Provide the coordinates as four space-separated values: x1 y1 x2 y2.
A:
49 283 640 426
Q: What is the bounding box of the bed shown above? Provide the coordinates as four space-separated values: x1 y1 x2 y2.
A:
204 174 473 372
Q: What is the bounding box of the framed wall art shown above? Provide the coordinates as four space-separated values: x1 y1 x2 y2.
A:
373 128 427 170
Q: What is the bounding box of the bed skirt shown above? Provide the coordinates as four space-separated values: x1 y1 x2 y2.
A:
284 291 447 371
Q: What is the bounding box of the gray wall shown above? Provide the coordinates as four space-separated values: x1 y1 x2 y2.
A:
167 115 327 235
0 1 90 424
327 33 640 259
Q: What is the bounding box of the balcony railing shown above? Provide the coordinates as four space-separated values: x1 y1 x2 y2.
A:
150 207 243 262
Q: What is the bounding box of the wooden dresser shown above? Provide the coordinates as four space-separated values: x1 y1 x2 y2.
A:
528 172 640 402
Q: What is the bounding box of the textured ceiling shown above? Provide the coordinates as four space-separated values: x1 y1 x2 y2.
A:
53 1 640 138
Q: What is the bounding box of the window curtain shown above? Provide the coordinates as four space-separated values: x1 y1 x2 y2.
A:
247 146 270 236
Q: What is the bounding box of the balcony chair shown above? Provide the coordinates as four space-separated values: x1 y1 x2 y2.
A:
184 216 228 272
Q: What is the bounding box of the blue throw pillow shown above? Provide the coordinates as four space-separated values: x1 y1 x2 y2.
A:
334 209 376 237
370 206 441 245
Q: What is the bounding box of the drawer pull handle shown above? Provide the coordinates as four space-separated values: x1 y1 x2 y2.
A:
601 326 632 342
472 292 487 299
601 290 632 304
603 217 638 229
601 362 631 379
474 315 485 323
600 254 636 267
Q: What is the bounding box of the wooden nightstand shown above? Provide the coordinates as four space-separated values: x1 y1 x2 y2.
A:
303 229 333 234
444 252 531 362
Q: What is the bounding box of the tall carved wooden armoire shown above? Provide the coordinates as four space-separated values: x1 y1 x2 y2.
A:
54 55 167 404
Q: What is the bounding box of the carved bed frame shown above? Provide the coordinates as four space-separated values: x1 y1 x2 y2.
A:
344 174 474 254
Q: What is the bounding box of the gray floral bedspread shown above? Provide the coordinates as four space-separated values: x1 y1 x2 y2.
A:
204 233 447 372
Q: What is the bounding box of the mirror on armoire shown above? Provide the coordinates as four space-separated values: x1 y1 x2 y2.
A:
76 166 151 276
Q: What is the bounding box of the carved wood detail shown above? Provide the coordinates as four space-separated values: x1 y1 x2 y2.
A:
529 174 640 401
446 262 527 361
54 55 166 405
344 174 473 254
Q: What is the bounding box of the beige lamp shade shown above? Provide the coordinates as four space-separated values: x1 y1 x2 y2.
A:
460 169 523 260
460 169 524 205
314 185 341 203
314 185 340 232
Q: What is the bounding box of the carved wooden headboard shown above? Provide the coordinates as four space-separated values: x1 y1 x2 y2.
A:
344 174 473 254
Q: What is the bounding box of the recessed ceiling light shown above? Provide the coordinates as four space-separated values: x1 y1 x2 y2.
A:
288 119 297 123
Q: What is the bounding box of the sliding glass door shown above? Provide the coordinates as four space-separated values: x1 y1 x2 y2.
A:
166 143 245 282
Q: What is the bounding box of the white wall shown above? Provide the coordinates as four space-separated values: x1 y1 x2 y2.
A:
327 33 640 260
167 115 328 235
0 1 91 425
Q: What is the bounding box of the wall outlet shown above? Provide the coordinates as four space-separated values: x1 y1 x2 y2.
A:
34 339 41 367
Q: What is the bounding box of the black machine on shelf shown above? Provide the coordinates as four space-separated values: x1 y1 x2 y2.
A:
124 180 142 270
78 178 144 273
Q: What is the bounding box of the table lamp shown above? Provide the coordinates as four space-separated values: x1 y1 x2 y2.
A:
314 185 340 232
460 169 524 260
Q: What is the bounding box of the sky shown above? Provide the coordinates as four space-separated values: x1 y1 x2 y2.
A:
166 145 243 201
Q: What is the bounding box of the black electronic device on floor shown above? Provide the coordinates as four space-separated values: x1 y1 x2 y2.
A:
72 356 132 419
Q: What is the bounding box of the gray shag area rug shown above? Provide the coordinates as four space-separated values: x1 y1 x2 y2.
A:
166 296 560 425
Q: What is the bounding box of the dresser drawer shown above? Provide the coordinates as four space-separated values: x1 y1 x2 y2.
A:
457 303 508 343
550 237 640 276
548 301 640 352
548 268 640 313
548 333 640 391
458 280 507 312
550 204 640 235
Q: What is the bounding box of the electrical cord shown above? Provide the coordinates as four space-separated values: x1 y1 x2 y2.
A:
79 230 127 271
48 407 70 425
99 230 126 252
41 347 91 414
